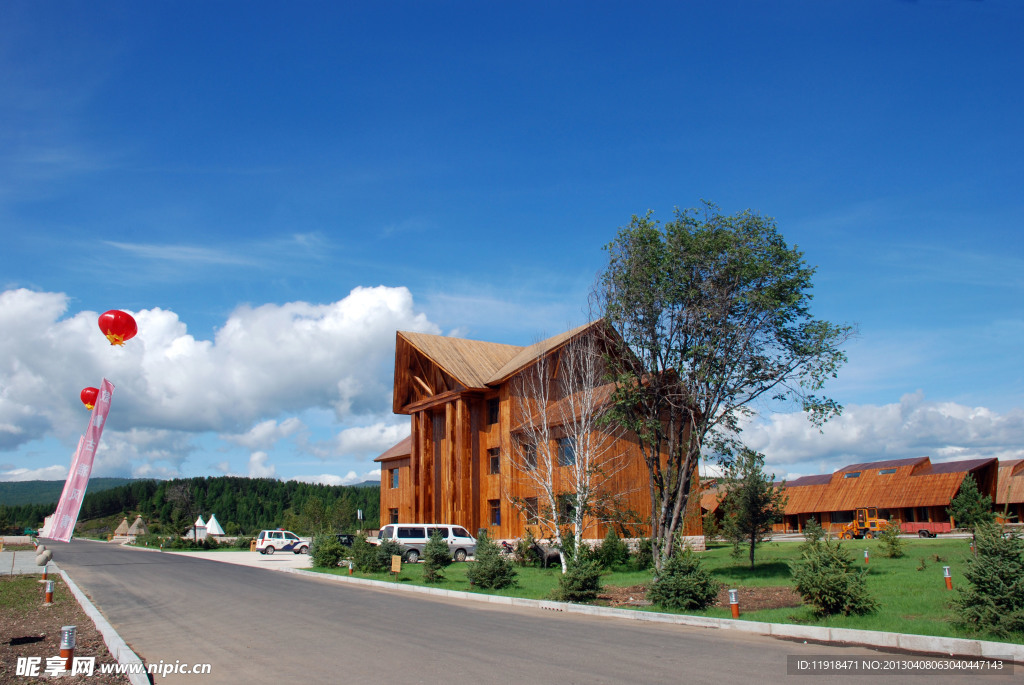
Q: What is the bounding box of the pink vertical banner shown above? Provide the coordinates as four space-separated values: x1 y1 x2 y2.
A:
47 378 115 542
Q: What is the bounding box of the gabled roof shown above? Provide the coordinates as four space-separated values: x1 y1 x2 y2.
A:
783 456 997 514
374 435 412 463
399 332 523 389
486 321 602 385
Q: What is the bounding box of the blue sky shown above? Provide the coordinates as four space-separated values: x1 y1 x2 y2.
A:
1 1 1021 486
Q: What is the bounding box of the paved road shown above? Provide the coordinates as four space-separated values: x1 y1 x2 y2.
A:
49 540 1016 685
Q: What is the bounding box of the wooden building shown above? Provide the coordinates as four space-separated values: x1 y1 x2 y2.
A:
376 321 703 544
995 459 1024 524
766 457 999 534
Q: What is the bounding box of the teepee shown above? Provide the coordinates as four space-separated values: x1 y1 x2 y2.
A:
205 513 225 536
113 517 130 536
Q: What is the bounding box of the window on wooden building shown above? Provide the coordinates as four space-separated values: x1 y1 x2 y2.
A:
843 471 861 478
390 468 399 489
878 468 897 475
557 437 576 467
389 508 399 524
558 494 576 522
488 448 501 475
525 497 539 524
489 499 501 526
487 398 500 425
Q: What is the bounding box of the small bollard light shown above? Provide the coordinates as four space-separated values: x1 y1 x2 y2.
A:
728 588 739 619
864 548 869 565
40 564 48 583
348 560 354 575
944 566 952 590
60 625 76 670
44 580 55 605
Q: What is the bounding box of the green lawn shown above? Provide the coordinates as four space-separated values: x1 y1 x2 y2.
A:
311 537 1022 644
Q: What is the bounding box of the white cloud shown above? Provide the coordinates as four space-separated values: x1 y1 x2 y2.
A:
220 418 303 450
0 465 67 481
248 452 276 478
743 392 1024 479
303 421 410 461
291 469 381 486
0 286 439 476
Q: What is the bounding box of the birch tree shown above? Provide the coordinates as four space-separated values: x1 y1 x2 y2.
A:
593 202 852 573
508 330 633 572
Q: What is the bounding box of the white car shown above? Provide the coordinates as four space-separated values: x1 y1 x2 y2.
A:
255 529 309 555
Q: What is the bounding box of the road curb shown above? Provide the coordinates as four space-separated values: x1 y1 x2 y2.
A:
59 569 150 685
278 566 1024 664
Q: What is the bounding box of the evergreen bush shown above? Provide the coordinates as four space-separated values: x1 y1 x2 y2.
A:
646 545 720 610
515 528 540 567
310 533 344 568
595 528 630 569
557 559 603 602
951 523 1024 637
800 518 825 550
790 537 877 616
878 519 904 558
466 531 517 589
422 529 453 583
352 534 405 573
702 511 722 542
633 537 653 571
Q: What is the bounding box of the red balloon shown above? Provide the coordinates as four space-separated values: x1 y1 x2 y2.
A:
81 387 99 410
98 310 138 346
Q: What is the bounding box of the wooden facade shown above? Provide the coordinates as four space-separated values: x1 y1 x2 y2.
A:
376 322 703 542
995 459 1024 524
703 456 1000 534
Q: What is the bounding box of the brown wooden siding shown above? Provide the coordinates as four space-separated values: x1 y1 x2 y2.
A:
381 326 703 541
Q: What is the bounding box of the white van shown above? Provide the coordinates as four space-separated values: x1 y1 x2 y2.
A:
376 524 476 563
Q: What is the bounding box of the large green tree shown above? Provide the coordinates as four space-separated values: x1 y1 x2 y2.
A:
594 203 851 572
721 448 788 568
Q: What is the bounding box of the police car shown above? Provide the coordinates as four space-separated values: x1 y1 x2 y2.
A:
255 529 309 555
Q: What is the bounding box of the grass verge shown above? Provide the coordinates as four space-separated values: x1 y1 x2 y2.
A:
309 537 1022 644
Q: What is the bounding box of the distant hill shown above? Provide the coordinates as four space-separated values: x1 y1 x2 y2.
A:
0 478 137 507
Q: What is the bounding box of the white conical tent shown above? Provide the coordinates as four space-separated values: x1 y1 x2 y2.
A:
205 513 225 536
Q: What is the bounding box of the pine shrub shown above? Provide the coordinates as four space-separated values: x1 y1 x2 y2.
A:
646 546 720 610
558 559 603 602
515 528 540 567
878 519 904 558
596 528 630 569
466 531 517 589
801 518 825 550
951 523 1024 637
789 537 877 616
633 537 653 571
310 533 344 568
352 534 405 573
422 530 453 583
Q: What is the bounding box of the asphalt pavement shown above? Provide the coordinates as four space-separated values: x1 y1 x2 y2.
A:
38 540 1019 685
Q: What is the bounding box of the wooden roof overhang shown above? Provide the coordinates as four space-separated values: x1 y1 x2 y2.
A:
392 331 522 414
995 459 1024 505
374 435 412 463
782 457 998 515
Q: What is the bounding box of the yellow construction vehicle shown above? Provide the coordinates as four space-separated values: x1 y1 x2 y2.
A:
839 507 886 539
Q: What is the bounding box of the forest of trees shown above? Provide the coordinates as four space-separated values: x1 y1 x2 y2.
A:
0 476 380 536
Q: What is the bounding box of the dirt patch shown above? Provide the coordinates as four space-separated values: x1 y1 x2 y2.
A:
597 583 803 611
0 575 131 684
